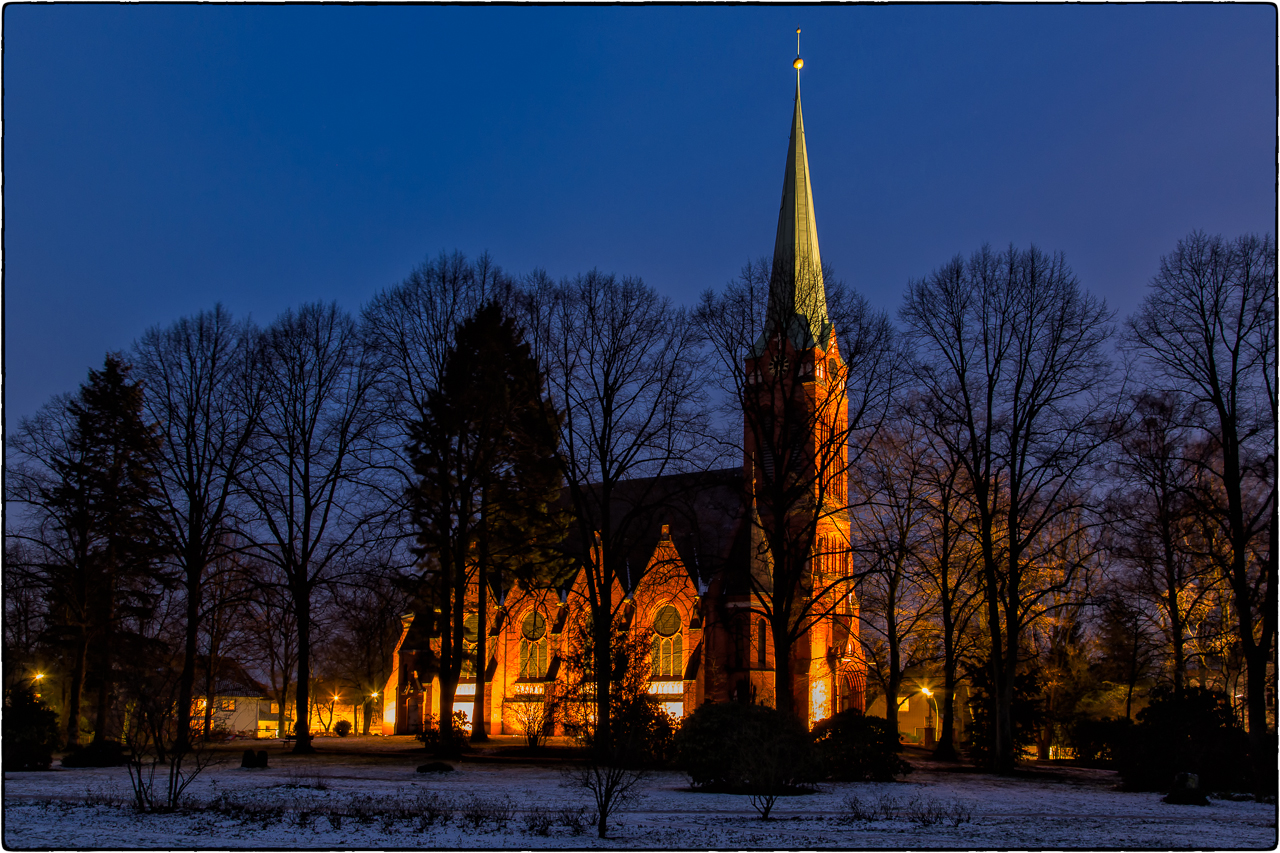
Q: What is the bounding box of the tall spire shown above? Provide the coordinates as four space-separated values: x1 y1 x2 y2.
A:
767 32 831 352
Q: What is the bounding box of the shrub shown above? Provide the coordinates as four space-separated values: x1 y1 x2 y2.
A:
522 805 555 836
1117 686 1250 794
459 794 514 830
556 804 593 835
810 709 912 782
1069 716 1134 766
608 695 676 768
416 711 470 756
413 791 454 828
61 739 129 768
673 701 816 795
2 685 61 771
334 719 352 737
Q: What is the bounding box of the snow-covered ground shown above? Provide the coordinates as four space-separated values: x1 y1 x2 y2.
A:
4 736 1275 849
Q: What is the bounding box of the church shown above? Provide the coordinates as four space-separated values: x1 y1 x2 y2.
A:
382 53 866 737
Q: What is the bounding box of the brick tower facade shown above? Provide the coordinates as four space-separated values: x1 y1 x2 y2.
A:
382 58 864 737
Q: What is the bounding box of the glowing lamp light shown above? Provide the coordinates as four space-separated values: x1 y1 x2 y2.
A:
921 686 933 697
33 673 45 681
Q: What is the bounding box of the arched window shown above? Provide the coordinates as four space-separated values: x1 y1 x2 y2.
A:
519 610 548 679
461 613 479 677
650 605 683 678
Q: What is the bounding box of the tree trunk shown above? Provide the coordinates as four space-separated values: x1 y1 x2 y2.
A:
594 592 612 758
292 591 315 754
885 668 901 742
471 514 490 742
65 634 88 748
994 616 1018 774
772 617 795 719
886 573 902 740
1246 644 1275 797
175 563 202 751
92 637 113 745
934 601 959 760
936 667 958 761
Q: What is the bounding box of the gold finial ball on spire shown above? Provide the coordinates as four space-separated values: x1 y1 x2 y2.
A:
793 27 803 69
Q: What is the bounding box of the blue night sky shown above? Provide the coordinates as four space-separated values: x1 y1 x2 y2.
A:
4 4 1275 426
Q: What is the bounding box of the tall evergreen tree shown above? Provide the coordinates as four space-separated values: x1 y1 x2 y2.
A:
410 301 567 752
9 355 162 746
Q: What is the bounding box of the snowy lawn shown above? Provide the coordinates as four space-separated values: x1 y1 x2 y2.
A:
4 736 1275 849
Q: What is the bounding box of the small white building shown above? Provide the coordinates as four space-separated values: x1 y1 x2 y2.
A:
193 660 278 738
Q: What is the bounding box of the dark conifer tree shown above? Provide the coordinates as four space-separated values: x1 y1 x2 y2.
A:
10 355 162 747
410 301 567 752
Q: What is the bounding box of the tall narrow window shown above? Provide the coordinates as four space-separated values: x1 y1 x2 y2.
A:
519 610 548 679
461 613 479 677
757 618 768 668
651 605 683 678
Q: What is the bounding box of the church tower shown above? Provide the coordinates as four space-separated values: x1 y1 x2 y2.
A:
741 40 863 725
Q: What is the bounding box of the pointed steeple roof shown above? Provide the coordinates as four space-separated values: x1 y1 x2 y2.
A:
769 74 831 352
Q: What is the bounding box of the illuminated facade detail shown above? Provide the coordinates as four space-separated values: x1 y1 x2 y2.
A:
519 610 549 679
384 60 864 735
651 605 684 679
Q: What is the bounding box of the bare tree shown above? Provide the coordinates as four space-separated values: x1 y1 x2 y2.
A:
909 393 984 759
131 305 261 751
1103 391 1218 695
696 259 898 719
850 415 939 739
901 244 1115 772
361 251 514 537
1125 231 1275 792
236 302 381 753
3 541 50 685
239 578 298 737
526 270 707 754
325 559 410 734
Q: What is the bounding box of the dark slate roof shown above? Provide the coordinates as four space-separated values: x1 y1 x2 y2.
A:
199 657 271 699
560 466 751 593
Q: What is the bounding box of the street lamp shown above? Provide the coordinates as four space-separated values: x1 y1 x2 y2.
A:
920 686 940 747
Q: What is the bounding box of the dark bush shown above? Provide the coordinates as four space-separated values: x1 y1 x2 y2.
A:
673 701 816 793
2 685 61 771
416 761 455 773
1069 716 1134 766
1117 686 1250 794
334 719 352 737
240 749 269 768
607 695 675 768
61 739 129 768
416 711 470 756
811 709 912 782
